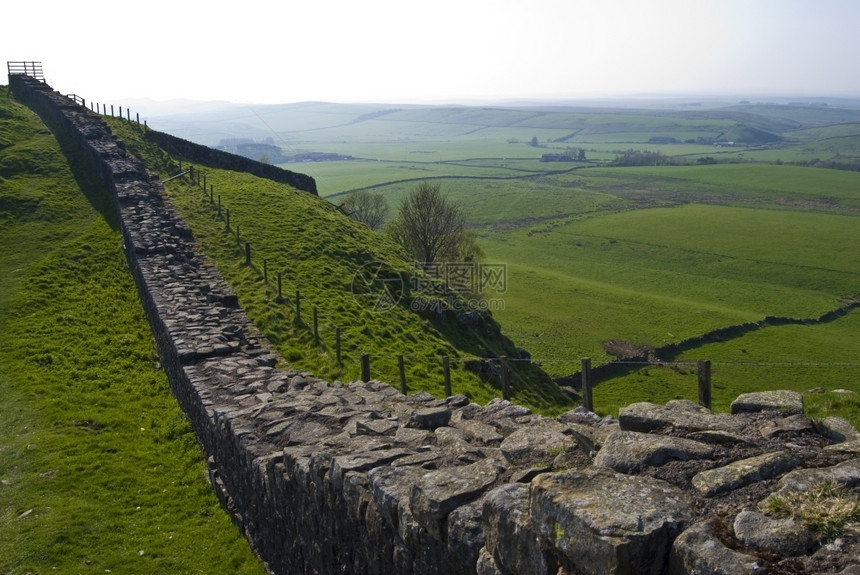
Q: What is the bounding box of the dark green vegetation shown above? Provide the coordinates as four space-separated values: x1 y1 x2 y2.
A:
150 98 860 426
0 86 266 574
105 119 564 412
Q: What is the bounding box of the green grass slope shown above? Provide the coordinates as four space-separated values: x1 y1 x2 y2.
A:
144 99 860 426
105 118 568 413
0 86 266 573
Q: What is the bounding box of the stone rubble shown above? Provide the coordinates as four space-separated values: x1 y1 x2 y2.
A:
12 75 860 575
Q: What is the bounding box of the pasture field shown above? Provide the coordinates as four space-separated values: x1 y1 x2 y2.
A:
148 98 860 425
0 87 266 574
479 201 859 366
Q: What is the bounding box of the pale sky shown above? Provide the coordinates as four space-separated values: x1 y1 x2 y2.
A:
3 0 859 106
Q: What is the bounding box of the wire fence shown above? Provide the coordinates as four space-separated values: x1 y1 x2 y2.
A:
75 92 860 412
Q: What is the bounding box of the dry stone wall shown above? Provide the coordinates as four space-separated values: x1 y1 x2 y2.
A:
143 129 318 195
11 75 860 575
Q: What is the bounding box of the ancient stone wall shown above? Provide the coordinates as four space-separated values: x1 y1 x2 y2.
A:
11 75 859 575
143 129 318 195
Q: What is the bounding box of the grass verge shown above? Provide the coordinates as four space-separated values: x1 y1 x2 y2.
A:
0 85 266 574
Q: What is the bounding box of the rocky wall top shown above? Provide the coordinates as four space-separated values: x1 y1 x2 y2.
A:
11 75 860 575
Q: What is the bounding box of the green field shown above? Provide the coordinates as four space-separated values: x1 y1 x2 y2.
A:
149 98 860 425
0 87 266 573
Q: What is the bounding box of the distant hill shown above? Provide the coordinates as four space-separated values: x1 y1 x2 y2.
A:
216 140 290 163
717 123 782 145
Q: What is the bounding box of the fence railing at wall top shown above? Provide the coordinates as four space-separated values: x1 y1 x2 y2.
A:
7 61 45 82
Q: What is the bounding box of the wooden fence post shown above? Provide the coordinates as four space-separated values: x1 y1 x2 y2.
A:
581 357 593 412
236 223 240 243
127 108 130 121
209 184 214 204
245 242 251 266
203 174 206 191
295 289 301 322
361 353 370 382
336 327 342 365
500 356 510 400
217 194 222 217
698 359 711 409
277 272 283 301
313 307 319 346
398 355 407 395
111 104 114 117
225 209 230 231
443 356 451 397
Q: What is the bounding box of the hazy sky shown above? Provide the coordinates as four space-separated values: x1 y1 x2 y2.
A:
3 0 859 106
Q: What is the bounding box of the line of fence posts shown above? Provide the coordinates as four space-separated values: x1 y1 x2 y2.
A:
68 100 510 403
88 106 718 413
174 162 721 411
580 356 712 412
171 161 521 401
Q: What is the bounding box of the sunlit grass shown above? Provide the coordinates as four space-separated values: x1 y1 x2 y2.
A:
106 118 571 413
0 85 266 574
761 481 860 542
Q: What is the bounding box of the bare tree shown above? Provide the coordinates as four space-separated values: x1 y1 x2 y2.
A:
393 181 466 263
341 190 389 231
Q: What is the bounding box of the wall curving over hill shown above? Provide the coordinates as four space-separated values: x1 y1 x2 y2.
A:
10 75 860 575
143 128 318 195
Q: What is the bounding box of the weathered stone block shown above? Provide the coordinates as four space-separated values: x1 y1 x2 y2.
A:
483 483 548 575
410 458 506 542
816 416 860 444
530 467 694 575
619 400 744 434
593 430 714 473
499 419 576 465
731 390 804 415
769 457 860 497
692 451 800 497
330 448 412 491
408 406 452 430
667 518 762 575
563 421 617 453
447 499 485 569
733 509 813 556
368 465 426 532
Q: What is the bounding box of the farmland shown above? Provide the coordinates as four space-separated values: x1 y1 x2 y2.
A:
146 97 860 424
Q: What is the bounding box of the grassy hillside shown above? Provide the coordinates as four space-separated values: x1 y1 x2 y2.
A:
0 86 266 573
105 118 569 413
143 99 860 426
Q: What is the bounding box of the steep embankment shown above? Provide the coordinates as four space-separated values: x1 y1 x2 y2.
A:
105 117 569 413
0 85 266 573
